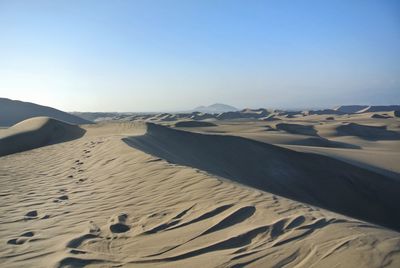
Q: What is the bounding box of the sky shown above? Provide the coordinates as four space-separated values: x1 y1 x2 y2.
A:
0 0 399 112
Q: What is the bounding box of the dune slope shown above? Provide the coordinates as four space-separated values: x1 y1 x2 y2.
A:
175 121 217 128
125 123 400 231
0 122 399 267
0 117 86 157
335 123 400 140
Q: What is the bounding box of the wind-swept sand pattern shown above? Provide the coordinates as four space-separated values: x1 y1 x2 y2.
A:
1 122 400 267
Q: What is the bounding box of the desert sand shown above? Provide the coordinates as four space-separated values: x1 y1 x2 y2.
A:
1 112 400 267
0 117 85 157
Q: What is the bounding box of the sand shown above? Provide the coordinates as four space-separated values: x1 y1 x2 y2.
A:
1 115 400 267
0 117 85 157
174 121 217 128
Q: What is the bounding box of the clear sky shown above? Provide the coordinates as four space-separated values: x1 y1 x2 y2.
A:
1 0 399 112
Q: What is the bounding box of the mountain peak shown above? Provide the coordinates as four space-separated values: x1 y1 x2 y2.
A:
193 103 238 113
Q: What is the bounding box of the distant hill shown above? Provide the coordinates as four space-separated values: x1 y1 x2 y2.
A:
193 103 239 114
0 98 92 127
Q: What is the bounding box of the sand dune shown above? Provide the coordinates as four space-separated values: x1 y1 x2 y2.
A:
125 123 400 231
272 123 361 148
371 113 393 119
1 121 399 267
175 121 217 128
283 136 361 149
0 98 91 126
358 105 400 113
261 114 281 121
336 123 400 140
0 117 85 157
334 105 368 113
216 109 270 120
275 123 318 136
306 109 344 115
62 105 400 125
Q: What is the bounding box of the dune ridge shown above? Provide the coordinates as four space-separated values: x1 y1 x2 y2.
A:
336 123 400 140
125 123 400 231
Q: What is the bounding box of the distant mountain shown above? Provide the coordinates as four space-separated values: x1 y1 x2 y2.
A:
192 103 239 114
0 98 92 127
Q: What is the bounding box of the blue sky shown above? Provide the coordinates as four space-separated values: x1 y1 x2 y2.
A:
0 0 399 111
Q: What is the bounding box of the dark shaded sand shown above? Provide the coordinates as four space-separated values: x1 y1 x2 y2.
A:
0 117 85 157
175 121 217 128
371 114 392 119
125 123 400 231
275 123 318 136
336 123 400 140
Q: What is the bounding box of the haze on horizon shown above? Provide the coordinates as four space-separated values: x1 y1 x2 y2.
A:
1 0 399 112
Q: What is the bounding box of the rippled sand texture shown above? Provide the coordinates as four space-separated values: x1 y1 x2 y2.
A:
1 121 400 267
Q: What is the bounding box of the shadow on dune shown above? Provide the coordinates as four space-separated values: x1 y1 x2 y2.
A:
175 121 217 128
284 137 361 149
123 123 400 232
0 117 86 157
275 123 318 136
273 123 361 149
336 123 400 141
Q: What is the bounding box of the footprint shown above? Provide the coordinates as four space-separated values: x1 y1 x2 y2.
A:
21 231 34 237
66 221 101 249
54 195 69 202
70 249 87 254
7 231 35 245
24 210 38 220
109 213 131 233
7 238 26 245
88 221 101 234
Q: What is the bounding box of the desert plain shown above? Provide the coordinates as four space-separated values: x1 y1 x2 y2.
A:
1 102 400 268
